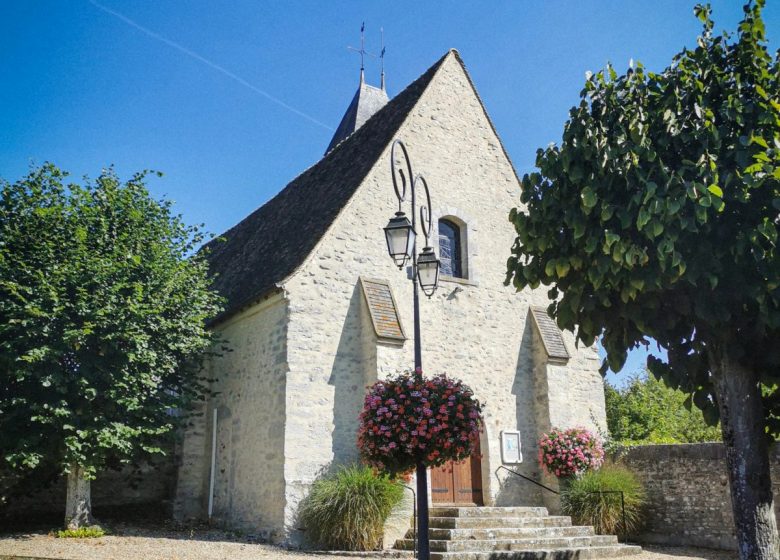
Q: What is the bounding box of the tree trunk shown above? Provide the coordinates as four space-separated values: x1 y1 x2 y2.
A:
64 464 94 530
712 356 779 560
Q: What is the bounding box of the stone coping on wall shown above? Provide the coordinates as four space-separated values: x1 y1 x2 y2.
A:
621 441 780 460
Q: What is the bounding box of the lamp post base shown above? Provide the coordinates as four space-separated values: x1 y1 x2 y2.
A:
416 461 430 560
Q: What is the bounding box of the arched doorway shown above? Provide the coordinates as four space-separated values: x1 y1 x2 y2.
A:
430 438 483 505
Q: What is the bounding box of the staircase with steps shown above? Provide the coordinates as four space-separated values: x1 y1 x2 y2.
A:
394 506 642 560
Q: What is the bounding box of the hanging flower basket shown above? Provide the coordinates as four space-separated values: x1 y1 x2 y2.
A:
357 369 483 475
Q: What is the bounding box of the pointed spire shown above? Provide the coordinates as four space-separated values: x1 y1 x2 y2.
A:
327 23 388 153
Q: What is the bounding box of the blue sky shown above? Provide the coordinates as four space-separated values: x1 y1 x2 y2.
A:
2 1 776 385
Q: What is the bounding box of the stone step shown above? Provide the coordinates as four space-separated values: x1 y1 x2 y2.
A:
413 525 595 541
428 515 573 529
396 535 618 553
428 545 643 560
429 507 549 518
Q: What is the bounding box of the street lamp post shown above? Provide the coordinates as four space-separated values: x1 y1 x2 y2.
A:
383 139 440 560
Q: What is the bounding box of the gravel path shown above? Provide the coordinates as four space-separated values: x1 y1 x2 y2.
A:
0 526 738 560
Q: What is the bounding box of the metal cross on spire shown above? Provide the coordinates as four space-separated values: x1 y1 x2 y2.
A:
348 22 375 83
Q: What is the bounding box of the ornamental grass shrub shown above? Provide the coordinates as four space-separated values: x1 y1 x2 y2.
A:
299 464 403 551
561 463 646 537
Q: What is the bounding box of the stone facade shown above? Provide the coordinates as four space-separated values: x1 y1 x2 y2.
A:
175 294 289 542
621 443 780 551
174 51 607 544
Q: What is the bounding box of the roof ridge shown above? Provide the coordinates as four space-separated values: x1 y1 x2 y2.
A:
204 50 453 323
446 49 521 185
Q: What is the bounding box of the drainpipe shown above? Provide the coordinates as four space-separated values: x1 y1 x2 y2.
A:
207 408 217 520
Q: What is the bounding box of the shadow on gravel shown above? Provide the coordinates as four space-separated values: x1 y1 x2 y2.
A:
0 504 258 545
641 545 738 560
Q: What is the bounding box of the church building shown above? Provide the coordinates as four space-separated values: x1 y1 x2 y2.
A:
173 49 607 544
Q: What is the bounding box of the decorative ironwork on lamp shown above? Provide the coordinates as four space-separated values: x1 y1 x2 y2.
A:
385 140 440 296
382 138 441 560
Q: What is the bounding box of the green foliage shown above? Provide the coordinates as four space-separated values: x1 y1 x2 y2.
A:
605 372 722 444
505 1 780 435
55 526 106 538
561 463 646 537
0 164 223 488
298 464 404 551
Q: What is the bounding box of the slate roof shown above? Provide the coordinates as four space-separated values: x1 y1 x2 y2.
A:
325 80 389 154
203 51 451 324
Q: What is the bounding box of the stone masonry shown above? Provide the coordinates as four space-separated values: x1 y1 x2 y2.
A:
621 443 780 550
174 295 289 542
6 454 176 519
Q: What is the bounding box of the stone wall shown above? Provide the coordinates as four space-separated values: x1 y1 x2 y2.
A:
174 294 289 543
6 454 176 519
621 443 780 550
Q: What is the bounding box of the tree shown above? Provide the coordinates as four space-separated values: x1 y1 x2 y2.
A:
505 2 779 558
605 372 722 444
0 164 222 528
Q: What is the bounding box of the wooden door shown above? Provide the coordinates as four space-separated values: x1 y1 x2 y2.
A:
430 439 483 505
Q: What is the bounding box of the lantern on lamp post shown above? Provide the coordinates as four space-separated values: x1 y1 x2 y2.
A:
382 139 440 560
383 211 415 269
416 245 440 297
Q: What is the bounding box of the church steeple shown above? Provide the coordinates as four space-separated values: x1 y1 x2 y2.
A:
325 24 389 154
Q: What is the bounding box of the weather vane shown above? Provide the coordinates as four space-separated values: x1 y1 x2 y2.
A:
348 22 375 82
380 27 386 90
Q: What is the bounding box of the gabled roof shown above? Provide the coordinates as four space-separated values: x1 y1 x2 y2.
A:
204 49 520 325
203 51 451 323
325 80 389 154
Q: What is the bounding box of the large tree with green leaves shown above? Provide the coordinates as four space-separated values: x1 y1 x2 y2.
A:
0 164 222 528
605 372 722 444
506 2 779 558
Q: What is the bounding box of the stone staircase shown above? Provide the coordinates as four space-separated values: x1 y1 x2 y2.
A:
394 506 642 560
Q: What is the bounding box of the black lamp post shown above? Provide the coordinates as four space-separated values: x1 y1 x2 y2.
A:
383 139 440 560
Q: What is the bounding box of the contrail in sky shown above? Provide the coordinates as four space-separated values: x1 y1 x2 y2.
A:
88 0 334 131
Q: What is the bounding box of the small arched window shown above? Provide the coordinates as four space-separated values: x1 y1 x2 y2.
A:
438 219 463 278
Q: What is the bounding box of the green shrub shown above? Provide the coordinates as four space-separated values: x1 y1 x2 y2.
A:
561 463 645 537
605 373 721 444
55 526 106 538
299 464 404 551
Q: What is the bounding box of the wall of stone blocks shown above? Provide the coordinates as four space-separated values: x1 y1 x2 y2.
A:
174 294 290 542
621 443 780 550
6 454 176 519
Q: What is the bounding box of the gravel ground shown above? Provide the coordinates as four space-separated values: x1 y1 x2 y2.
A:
0 525 738 560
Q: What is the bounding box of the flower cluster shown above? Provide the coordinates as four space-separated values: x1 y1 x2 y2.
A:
357 369 483 475
538 427 604 478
